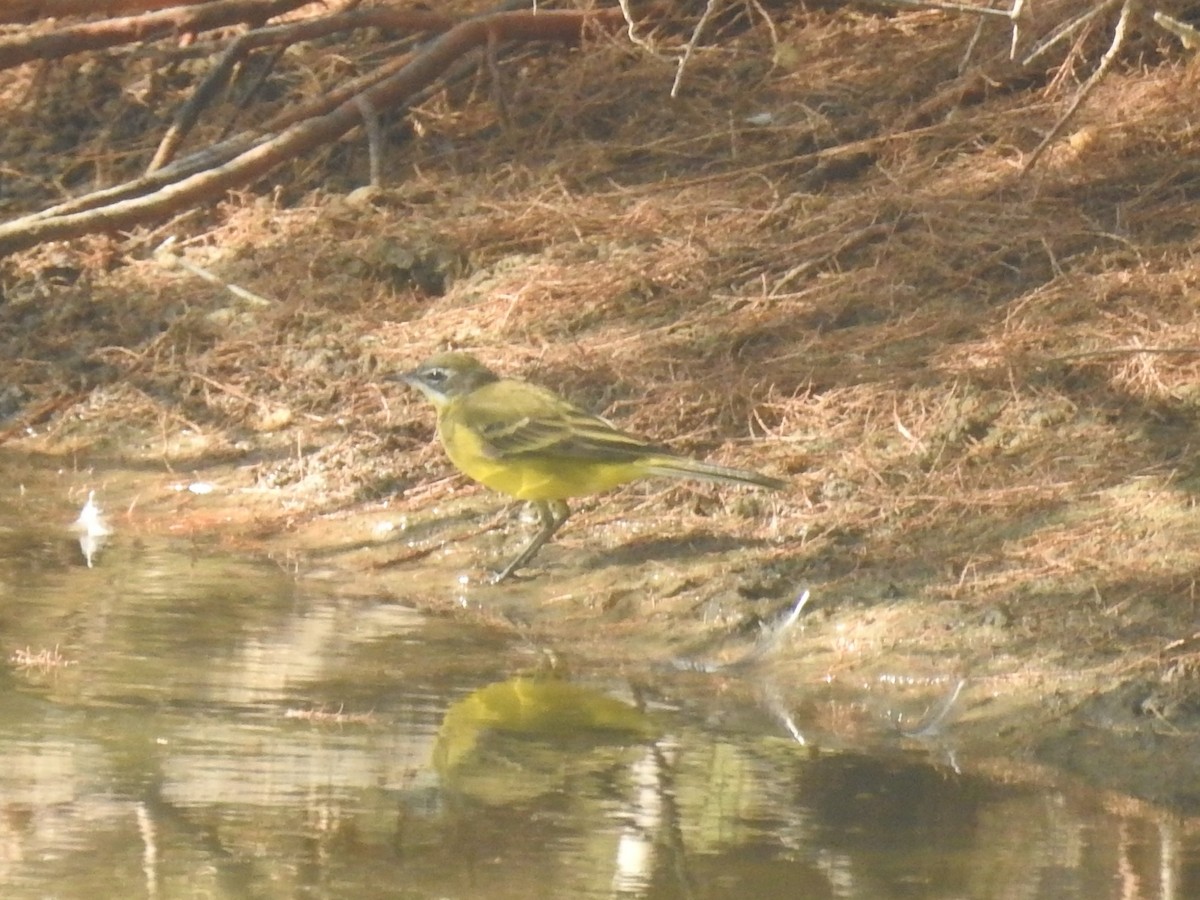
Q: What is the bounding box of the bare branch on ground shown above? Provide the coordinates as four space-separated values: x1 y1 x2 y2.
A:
0 7 629 258
0 0 314 70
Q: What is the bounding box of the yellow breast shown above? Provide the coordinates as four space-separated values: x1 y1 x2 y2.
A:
437 411 644 501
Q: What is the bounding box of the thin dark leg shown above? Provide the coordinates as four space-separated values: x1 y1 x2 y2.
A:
493 499 571 582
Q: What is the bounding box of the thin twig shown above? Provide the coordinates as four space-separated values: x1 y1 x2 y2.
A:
672 0 721 98
148 38 242 172
1021 0 1118 66
1153 11 1200 50
486 24 512 132
354 94 384 188
669 589 811 673
152 237 274 306
216 43 285 143
743 0 780 61
959 14 988 75
1009 0 1025 59
617 0 655 52
900 678 967 738
1020 0 1135 176
872 0 1014 18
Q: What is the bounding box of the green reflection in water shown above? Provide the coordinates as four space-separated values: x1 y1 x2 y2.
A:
434 676 659 776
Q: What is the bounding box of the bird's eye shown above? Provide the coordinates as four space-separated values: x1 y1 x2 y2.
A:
424 367 448 384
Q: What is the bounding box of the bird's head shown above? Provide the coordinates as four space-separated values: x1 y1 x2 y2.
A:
398 352 500 406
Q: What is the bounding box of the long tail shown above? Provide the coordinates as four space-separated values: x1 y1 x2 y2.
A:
643 455 788 490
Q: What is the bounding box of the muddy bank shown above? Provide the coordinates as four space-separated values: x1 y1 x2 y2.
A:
15 432 1199 816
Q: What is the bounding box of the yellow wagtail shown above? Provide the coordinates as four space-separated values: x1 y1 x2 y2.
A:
399 351 787 581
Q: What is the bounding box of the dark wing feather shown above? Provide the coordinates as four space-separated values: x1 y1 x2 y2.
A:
478 416 572 457
466 380 669 462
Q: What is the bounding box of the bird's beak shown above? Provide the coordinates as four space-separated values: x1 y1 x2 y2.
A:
389 369 420 388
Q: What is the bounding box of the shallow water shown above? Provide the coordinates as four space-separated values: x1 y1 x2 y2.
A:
2 461 1199 899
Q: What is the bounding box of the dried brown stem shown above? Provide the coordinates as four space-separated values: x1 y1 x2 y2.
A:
0 0 201 25
1019 0 1134 175
0 0 312 70
0 7 627 257
15 43 428 226
146 8 453 171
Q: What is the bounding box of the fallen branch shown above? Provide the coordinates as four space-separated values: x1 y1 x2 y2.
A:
0 1 198 25
0 7 628 258
0 0 312 70
22 27 438 224
147 7 455 171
